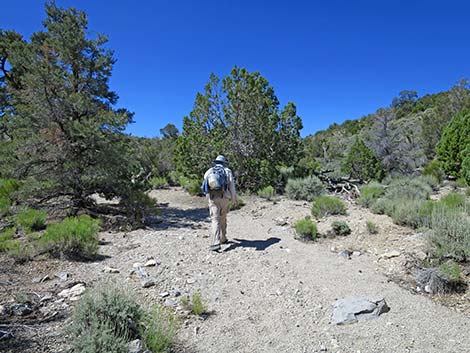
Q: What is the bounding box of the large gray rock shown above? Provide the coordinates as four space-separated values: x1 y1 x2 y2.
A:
331 297 389 325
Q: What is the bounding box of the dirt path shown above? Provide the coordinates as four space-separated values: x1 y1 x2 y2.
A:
1 188 470 352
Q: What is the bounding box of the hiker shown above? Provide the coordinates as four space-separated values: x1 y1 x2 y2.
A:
201 155 237 251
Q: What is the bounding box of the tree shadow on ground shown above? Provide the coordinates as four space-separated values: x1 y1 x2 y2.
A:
151 204 209 230
223 237 281 252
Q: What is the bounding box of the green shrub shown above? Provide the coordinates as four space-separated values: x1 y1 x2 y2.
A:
0 178 21 200
0 228 19 254
16 208 47 232
39 215 101 259
439 193 466 209
0 197 10 216
331 220 351 236
384 177 432 201
358 182 385 207
167 171 181 186
229 195 245 211
418 175 440 191
178 175 190 189
181 292 206 316
285 176 325 201
427 206 470 262
438 261 461 281
293 218 317 240
70 282 143 353
149 176 168 189
257 186 275 199
456 177 468 188
366 220 378 234
143 305 178 353
423 160 445 183
184 179 202 196
311 195 347 218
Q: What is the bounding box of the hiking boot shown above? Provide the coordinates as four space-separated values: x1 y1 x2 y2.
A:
210 244 221 252
220 238 228 244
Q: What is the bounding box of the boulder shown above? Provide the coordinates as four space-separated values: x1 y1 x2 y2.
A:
58 283 86 300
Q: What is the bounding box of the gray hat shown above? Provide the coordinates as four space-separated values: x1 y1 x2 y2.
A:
214 155 228 165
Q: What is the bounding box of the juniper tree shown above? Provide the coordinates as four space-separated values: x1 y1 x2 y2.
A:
341 138 383 181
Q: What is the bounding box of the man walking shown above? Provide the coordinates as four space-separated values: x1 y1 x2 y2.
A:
201 155 237 251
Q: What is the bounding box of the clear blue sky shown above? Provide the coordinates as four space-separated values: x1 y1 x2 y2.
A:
2 1 469 137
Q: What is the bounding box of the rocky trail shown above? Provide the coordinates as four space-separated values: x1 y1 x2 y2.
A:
1 188 470 353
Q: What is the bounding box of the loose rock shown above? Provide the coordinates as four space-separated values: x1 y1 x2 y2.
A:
379 251 401 259
141 278 156 288
331 297 390 325
58 283 86 300
338 250 352 259
128 339 144 353
55 272 69 281
103 266 120 273
144 259 157 267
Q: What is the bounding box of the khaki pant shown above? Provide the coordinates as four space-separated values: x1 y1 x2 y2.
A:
208 193 230 246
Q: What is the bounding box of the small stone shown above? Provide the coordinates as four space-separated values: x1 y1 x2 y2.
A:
274 217 288 226
194 326 200 335
32 277 42 283
103 267 120 273
0 304 8 317
159 292 170 298
40 275 51 283
55 272 69 281
170 289 181 297
144 259 157 267
133 262 144 269
178 236 184 240
128 339 144 353
320 344 328 351
380 251 401 259
164 299 178 307
338 250 352 259
141 278 155 288
424 285 432 293
58 283 86 299
11 303 32 316
186 278 196 284
352 251 362 257
40 293 53 302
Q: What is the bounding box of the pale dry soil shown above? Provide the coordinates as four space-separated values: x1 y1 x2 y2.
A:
1 187 470 353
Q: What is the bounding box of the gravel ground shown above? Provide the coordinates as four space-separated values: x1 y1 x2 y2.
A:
1 188 469 353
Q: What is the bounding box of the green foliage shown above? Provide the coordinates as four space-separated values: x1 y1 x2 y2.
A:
229 195 245 211
438 261 461 281
15 208 47 232
463 145 470 186
423 160 445 183
456 177 468 188
293 218 318 240
418 174 440 191
149 176 168 189
0 196 10 216
366 220 378 234
184 179 202 196
70 282 142 353
439 193 466 209
0 178 21 200
174 68 303 191
341 138 384 181
331 220 351 236
142 306 178 353
181 292 206 316
358 182 385 207
311 195 347 218
437 108 470 177
120 191 157 227
39 215 101 259
257 186 275 200
384 177 432 201
427 206 470 262
285 176 325 201
0 228 20 254
0 3 145 217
